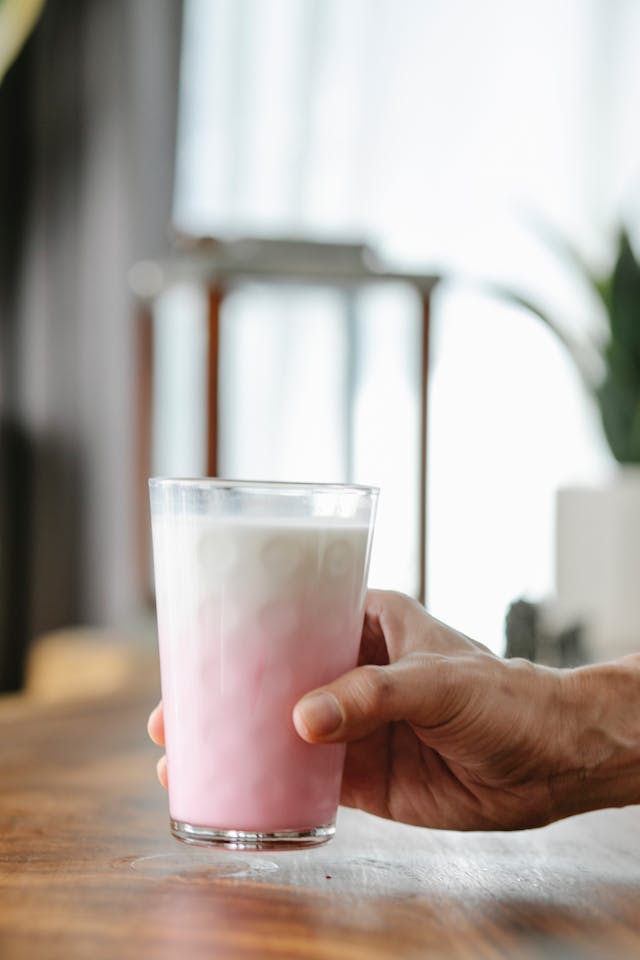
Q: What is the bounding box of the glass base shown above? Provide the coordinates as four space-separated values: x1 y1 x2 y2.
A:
170 818 335 851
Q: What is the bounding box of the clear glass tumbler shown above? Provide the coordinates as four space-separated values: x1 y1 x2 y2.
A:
149 478 378 850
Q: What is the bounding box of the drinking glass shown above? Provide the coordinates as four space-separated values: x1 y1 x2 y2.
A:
149 478 378 850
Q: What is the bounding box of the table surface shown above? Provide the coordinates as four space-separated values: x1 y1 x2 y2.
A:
2 669 640 960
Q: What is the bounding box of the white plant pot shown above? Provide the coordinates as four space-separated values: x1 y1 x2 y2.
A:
556 466 640 661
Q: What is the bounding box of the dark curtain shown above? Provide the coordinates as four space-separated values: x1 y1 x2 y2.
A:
0 0 183 690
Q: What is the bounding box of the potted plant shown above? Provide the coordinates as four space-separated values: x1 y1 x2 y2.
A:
494 228 640 660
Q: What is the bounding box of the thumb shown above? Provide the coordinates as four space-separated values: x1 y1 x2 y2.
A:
293 656 452 743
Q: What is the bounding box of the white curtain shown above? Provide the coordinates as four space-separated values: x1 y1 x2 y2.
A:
170 0 640 650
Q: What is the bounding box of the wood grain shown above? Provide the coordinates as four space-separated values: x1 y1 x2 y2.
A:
1 662 640 959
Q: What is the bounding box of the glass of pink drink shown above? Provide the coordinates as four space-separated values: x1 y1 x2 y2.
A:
149 478 377 850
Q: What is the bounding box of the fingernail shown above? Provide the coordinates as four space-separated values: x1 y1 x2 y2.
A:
147 704 160 738
295 692 343 738
157 755 168 789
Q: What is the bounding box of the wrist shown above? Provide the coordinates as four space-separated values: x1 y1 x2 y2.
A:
551 655 640 819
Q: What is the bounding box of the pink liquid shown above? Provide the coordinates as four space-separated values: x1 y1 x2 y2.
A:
152 516 370 832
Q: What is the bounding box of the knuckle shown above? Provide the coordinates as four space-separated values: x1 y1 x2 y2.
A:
353 664 394 717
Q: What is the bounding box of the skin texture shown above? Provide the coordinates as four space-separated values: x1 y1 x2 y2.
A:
148 590 640 831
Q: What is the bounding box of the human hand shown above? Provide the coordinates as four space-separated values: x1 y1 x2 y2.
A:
292 591 640 830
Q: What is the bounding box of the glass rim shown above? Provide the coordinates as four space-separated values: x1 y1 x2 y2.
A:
148 476 379 496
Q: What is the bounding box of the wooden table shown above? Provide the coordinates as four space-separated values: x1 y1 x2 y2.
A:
2 675 640 959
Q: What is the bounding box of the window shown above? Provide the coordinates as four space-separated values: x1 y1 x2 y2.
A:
168 0 640 650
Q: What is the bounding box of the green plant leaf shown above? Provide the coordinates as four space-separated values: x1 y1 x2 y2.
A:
594 274 613 316
482 284 598 391
480 222 640 464
523 211 611 312
597 342 640 463
609 229 640 376
629 401 640 462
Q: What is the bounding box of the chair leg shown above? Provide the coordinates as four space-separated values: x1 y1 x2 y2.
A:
419 290 431 606
206 286 224 478
136 303 153 603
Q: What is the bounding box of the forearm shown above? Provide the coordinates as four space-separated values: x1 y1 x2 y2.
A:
551 655 640 819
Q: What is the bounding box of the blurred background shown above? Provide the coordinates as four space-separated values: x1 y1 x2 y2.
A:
2 0 640 693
